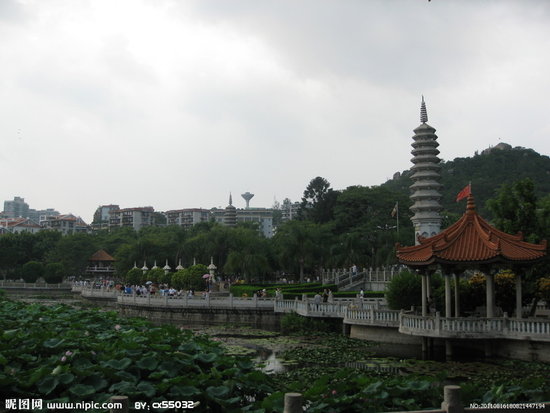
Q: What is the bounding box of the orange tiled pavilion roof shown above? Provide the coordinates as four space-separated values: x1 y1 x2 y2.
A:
89 250 115 262
396 195 547 267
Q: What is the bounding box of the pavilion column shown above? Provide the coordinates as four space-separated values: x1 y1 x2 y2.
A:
453 273 460 317
421 273 428 317
444 274 452 318
486 273 495 318
515 273 522 319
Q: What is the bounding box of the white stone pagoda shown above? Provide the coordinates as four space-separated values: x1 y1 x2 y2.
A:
409 97 442 244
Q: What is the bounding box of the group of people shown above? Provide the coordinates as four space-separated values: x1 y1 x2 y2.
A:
313 289 334 305
120 284 199 298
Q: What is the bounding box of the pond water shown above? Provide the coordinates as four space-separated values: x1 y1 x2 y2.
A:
185 325 408 375
182 324 550 391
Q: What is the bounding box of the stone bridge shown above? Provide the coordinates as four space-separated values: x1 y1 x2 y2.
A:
73 286 550 345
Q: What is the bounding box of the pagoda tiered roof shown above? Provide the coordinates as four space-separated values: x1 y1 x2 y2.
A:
397 195 547 266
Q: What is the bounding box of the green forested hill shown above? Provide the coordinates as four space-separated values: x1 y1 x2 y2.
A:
382 144 550 219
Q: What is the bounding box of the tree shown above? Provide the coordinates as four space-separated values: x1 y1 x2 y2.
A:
43 263 65 284
332 185 412 267
46 233 97 276
385 270 422 310
125 268 142 285
223 227 272 282
146 268 165 284
274 220 328 282
299 176 339 223
225 251 270 283
487 178 539 242
171 265 206 291
21 261 44 283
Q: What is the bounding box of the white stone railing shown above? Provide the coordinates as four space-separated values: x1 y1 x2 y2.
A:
80 287 119 298
274 298 387 318
343 308 400 327
0 281 71 289
400 313 550 341
117 293 274 309
322 266 403 290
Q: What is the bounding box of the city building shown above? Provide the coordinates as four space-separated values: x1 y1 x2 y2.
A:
41 214 90 235
281 198 301 222
92 205 120 230
165 208 210 229
109 207 155 231
3 197 29 218
29 208 59 223
0 217 42 234
237 207 274 238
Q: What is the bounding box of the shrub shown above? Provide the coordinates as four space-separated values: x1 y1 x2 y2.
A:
43 263 65 284
145 267 165 284
21 261 44 283
385 270 422 310
125 268 142 285
171 266 205 291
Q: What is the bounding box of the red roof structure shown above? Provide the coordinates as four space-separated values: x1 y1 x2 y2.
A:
397 195 547 267
89 250 115 263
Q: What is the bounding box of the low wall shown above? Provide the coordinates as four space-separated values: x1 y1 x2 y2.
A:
1 286 73 298
351 324 550 362
350 324 433 359
451 338 550 363
117 304 283 331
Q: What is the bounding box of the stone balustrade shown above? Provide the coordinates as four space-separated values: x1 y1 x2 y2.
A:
343 308 400 327
400 313 550 341
72 286 550 342
274 298 387 318
1 281 70 289
322 266 404 291
117 293 274 309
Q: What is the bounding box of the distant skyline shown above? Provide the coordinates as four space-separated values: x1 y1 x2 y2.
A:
2 0 550 223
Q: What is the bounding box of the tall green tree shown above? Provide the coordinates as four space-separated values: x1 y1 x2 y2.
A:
299 176 339 223
274 220 328 282
224 227 272 282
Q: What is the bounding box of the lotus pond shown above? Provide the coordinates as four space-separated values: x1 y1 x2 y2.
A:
1 297 549 412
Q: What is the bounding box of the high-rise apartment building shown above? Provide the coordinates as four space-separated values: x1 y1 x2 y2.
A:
3 197 29 218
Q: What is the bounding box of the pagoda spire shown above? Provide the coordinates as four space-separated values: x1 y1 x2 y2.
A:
420 95 428 123
409 97 442 244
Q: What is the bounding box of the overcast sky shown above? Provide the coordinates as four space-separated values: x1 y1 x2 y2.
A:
1 0 549 223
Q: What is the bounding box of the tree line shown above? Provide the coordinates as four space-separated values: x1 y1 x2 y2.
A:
1 176 548 284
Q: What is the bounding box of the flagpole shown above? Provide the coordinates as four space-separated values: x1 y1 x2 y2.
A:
396 201 399 237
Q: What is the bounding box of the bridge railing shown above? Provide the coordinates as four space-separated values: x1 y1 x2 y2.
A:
400 313 550 341
1 281 71 289
274 298 388 317
343 307 400 327
322 266 403 290
117 293 275 309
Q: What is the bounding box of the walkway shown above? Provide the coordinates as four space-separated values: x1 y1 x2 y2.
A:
73 286 550 341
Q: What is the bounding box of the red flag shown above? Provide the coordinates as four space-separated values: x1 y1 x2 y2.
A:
456 184 471 202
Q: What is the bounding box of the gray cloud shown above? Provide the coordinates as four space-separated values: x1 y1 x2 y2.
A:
1 0 549 221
